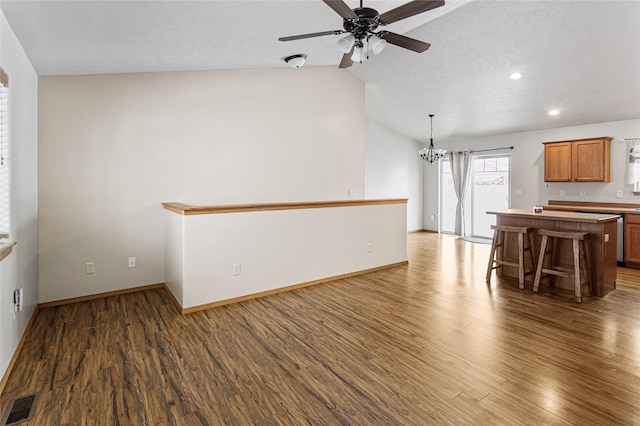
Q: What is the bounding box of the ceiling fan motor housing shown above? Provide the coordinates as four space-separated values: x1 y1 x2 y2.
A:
343 7 380 38
278 0 442 68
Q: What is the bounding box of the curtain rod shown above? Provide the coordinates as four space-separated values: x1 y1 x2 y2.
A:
470 146 514 154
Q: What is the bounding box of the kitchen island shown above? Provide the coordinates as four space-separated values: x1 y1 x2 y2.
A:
487 209 619 296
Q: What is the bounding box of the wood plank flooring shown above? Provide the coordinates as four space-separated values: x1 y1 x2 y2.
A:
2 232 640 425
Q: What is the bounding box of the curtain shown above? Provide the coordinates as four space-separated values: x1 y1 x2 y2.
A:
629 139 640 191
449 151 472 236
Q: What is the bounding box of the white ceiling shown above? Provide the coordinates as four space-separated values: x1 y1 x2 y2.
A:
1 0 639 141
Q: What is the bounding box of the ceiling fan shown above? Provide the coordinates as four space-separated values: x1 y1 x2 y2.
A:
279 0 445 68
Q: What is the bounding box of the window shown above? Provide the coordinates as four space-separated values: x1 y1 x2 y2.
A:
0 67 10 242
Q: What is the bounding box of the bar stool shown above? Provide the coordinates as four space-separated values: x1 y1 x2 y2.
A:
486 225 536 289
533 229 591 303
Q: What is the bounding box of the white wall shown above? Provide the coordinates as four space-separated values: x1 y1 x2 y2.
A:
0 11 39 382
424 119 640 230
365 119 423 231
38 67 365 303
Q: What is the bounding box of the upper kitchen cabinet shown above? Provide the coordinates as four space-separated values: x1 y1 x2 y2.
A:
544 141 572 182
543 137 612 182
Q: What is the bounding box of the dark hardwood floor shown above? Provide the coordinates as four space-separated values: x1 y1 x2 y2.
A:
2 232 640 425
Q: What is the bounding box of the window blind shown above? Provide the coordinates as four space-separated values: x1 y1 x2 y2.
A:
0 67 10 240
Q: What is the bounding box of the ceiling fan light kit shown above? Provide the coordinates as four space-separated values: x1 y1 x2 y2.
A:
284 54 307 68
369 35 387 55
278 0 445 68
351 42 366 62
338 34 356 53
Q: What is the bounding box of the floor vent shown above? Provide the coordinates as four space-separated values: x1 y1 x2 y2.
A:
1 393 39 425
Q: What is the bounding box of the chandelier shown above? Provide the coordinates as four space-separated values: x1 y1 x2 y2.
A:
418 114 446 164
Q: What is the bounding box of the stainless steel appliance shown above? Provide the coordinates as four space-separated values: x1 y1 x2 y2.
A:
579 211 624 264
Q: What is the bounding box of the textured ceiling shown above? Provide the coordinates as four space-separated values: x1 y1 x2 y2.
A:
1 0 639 140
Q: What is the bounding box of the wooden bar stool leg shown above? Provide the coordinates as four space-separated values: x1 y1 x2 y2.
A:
533 235 548 293
517 232 525 289
497 230 504 276
580 240 591 298
573 238 582 303
527 231 536 280
550 237 558 288
486 229 499 283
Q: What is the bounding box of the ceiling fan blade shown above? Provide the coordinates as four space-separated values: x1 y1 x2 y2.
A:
279 30 343 42
379 31 431 53
322 0 358 20
339 47 354 68
379 0 445 25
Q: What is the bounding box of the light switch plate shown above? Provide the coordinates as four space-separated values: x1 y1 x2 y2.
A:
232 263 241 275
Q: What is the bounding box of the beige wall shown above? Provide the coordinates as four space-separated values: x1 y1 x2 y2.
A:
38 67 365 303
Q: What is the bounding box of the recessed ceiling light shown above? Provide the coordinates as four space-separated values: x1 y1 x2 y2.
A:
548 109 559 116
510 72 522 80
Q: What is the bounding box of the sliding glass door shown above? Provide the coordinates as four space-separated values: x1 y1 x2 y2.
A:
470 155 510 238
440 154 510 237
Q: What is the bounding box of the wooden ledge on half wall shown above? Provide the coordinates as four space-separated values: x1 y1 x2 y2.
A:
162 199 408 215
0 240 16 263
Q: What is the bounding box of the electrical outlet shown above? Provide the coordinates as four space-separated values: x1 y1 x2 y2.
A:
515 188 523 195
604 233 610 243
580 190 586 197
616 190 623 198
85 262 95 274
430 214 436 220
347 188 356 197
366 242 373 252
128 257 136 268
232 263 241 275
560 190 566 196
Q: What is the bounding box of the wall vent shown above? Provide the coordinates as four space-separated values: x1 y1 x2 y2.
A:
1 393 39 425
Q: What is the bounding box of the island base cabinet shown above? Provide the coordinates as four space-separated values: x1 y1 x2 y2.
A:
625 214 640 267
493 215 617 297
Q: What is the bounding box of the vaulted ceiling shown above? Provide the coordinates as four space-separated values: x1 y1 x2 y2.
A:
2 0 639 140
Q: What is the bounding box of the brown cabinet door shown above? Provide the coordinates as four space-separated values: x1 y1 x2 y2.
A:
626 215 640 263
544 142 572 182
572 139 610 182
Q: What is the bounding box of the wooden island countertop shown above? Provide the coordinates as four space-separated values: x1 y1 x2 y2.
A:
487 209 618 297
486 209 620 223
